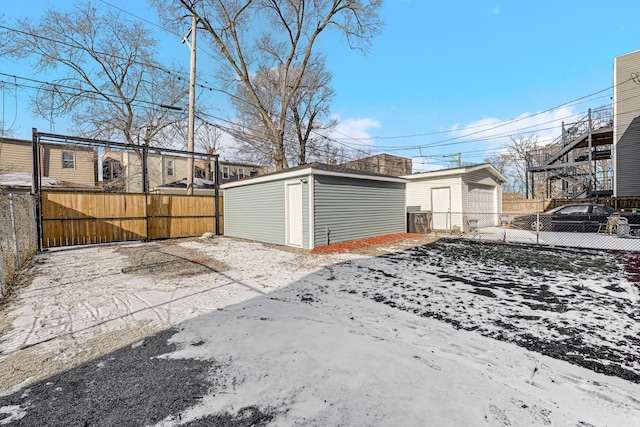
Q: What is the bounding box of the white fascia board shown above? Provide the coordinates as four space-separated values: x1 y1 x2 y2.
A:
221 167 407 189
403 164 507 183
220 169 311 189
308 167 408 183
402 169 464 180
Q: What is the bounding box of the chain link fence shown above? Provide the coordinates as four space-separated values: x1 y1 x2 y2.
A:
412 210 640 252
0 192 38 297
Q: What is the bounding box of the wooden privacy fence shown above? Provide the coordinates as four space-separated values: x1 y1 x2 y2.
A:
502 199 551 213
41 191 223 248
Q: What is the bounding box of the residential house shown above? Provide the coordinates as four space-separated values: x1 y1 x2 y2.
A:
211 161 270 185
0 137 98 189
102 149 269 193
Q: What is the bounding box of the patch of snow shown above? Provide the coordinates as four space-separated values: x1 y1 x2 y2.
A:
0 404 26 424
0 172 63 188
1 237 639 426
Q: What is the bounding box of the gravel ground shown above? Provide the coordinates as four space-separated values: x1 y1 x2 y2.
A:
1 237 639 426
0 328 274 426
320 239 640 382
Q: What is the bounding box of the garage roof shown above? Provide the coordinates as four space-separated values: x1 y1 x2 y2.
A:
221 162 408 189
401 163 507 183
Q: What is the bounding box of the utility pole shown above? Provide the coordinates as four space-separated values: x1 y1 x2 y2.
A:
183 15 197 195
442 152 462 167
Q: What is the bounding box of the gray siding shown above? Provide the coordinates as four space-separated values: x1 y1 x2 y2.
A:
313 175 405 246
617 117 640 196
224 181 286 245
615 51 640 196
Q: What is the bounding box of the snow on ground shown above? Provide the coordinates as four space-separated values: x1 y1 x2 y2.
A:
0 173 63 188
1 237 640 426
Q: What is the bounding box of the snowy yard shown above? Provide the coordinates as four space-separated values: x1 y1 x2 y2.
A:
1 236 640 426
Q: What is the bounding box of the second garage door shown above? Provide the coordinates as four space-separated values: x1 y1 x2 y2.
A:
468 184 495 227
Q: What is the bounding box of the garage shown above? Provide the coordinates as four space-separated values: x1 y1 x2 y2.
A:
221 163 407 249
403 163 506 233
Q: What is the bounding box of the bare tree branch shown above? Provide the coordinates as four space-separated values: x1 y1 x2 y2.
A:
8 2 188 146
155 0 383 169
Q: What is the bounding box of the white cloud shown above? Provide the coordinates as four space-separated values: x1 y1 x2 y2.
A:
330 115 381 143
453 106 583 155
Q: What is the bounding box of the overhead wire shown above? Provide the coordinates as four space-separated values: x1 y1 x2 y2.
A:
3 5 640 167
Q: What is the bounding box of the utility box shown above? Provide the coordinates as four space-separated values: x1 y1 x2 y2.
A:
408 211 432 234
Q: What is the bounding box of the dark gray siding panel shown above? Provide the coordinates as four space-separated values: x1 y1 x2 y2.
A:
615 51 640 196
617 117 640 196
224 181 286 245
313 175 405 246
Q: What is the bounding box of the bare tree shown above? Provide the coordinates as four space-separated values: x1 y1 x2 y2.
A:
230 59 337 166
194 121 224 180
485 135 543 194
156 0 383 170
8 2 187 146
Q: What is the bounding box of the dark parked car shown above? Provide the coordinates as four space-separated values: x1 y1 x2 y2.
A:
511 203 640 232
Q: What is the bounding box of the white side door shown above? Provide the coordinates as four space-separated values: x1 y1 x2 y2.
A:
286 182 303 247
432 187 451 230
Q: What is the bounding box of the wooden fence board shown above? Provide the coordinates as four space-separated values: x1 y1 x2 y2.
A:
41 191 223 248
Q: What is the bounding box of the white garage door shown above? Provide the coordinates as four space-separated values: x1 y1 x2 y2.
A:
468 185 495 227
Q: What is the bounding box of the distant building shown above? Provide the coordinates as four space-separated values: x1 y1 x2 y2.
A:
613 49 640 197
526 48 640 198
341 153 412 176
102 149 269 193
213 161 271 185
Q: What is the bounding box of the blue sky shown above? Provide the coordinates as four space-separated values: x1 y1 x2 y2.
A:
2 0 640 170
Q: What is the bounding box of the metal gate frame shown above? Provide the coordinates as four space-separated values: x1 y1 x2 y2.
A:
31 129 221 251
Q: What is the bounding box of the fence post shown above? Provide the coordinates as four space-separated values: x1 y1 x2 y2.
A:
9 194 21 270
214 156 220 235
536 212 540 245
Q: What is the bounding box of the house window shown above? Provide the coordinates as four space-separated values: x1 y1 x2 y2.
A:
61 151 75 169
238 167 246 179
103 159 121 180
195 167 206 179
166 159 175 176
222 166 229 180
250 170 258 177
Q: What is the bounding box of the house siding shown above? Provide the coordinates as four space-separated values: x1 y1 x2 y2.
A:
405 176 463 212
313 175 405 246
224 180 286 245
614 50 640 196
0 139 32 174
406 176 464 229
44 146 96 186
0 138 97 187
